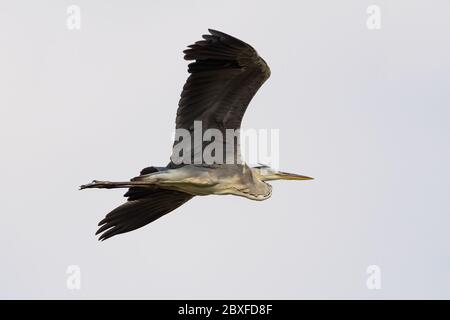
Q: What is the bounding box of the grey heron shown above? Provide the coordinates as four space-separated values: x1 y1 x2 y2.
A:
80 29 313 241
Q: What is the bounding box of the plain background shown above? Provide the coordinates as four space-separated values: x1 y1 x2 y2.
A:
1 0 449 299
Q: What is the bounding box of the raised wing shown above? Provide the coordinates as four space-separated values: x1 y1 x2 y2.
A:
170 29 270 166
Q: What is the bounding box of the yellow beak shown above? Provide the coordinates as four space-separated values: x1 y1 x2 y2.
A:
278 172 314 180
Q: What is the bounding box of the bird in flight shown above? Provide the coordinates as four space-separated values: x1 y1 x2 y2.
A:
81 29 313 241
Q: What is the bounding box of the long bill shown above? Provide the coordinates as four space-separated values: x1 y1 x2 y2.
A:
276 172 314 180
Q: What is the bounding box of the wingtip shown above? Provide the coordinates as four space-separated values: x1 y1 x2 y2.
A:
208 28 228 38
96 229 108 241
208 28 226 37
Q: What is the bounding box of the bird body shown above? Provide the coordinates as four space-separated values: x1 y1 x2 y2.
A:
84 164 273 200
81 29 313 240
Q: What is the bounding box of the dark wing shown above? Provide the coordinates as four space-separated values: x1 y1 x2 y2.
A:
96 190 193 241
96 167 193 241
170 29 270 166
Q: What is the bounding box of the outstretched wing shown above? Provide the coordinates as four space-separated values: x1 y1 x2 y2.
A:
170 29 270 166
96 190 193 241
96 167 193 241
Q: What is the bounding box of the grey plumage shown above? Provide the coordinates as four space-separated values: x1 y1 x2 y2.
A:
81 29 312 241
95 166 193 241
171 29 270 166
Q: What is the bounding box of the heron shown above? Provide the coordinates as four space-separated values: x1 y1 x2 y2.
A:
80 29 313 241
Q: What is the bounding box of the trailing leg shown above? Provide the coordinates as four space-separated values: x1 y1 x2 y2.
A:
79 180 153 190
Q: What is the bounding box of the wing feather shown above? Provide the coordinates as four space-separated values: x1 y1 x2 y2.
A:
96 189 193 241
171 29 270 166
96 166 193 241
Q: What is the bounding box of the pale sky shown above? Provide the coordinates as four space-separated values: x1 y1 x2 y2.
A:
0 0 449 299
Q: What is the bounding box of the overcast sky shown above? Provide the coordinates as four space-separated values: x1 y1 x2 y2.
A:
1 0 449 299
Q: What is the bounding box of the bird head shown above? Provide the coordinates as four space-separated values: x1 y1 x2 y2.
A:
252 165 314 181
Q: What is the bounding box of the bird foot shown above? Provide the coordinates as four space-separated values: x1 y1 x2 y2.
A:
79 180 109 190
